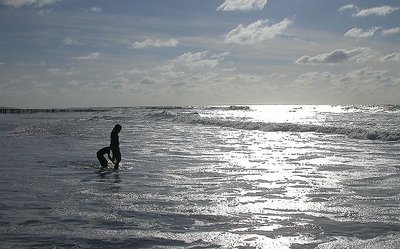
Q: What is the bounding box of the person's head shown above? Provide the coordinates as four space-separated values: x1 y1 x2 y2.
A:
113 124 122 133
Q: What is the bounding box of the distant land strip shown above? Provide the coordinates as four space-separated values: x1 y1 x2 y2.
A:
0 107 110 114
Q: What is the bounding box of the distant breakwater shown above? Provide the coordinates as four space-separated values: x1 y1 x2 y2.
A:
0 107 109 114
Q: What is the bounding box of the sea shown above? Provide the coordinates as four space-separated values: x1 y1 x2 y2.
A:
0 105 399 249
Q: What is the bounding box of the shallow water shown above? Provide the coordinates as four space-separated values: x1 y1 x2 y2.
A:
0 105 399 248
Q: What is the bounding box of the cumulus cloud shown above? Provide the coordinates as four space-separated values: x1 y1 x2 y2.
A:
339 4 400 17
132 38 179 49
106 76 129 89
338 4 358 13
47 67 80 75
381 52 400 62
344 27 380 38
296 47 371 65
90 6 101 12
382 27 400 36
63 37 79 45
225 18 292 44
355 5 400 17
295 71 336 87
118 68 146 76
172 51 222 69
0 0 60 8
295 68 395 89
130 50 231 92
344 67 393 83
217 0 267 11
77 52 100 60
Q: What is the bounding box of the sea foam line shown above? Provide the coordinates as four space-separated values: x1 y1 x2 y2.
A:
149 111 400 142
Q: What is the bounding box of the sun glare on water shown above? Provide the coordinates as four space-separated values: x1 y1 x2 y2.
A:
192 105 353 247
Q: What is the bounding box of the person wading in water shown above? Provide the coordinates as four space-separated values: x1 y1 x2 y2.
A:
110 124 122 170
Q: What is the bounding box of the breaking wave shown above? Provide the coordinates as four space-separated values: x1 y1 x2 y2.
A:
148 111 400 142
141 106 194 110
203 105 251 111
342 104 400 113
141 105 251 111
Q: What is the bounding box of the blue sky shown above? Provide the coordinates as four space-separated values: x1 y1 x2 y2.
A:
0 0 399 107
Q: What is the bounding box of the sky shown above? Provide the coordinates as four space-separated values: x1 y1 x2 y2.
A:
0 0 399 108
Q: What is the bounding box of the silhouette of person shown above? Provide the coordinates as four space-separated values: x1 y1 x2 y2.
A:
110 124 122 170
97 146 112 168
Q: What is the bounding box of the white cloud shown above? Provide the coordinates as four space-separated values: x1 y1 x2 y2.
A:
90 6 101 12
32 80 53 88
344 67 393 84
127 50 231 92
132 38 179 49
381 52 400 62
63 37 79 45
47 67 80 75
217 0 267 11
225 18 292 44
355 5 400 17
296 47 371 64
382 27 400 36
38 8 51 15
0 0 60 8
295 68 396 89
344 27 380 38
118 68 146 76
295 71 336 88
338 4 358 13
339 4 400 17
172 51 221 69
211 52 230 59
77 52 100 60
47 68 61 74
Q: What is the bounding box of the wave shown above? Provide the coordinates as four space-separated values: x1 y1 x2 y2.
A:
146 110 200 120
141 105 251 112
202 105 251 111
143 104 400 113
149 111 400 142
141 106 194 110
341 104 400 113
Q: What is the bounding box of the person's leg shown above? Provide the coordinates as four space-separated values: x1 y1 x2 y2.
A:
113 148 121 170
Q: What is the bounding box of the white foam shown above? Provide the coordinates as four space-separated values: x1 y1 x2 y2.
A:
168 113 400 141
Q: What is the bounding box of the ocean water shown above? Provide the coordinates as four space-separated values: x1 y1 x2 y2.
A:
0 105 399 248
